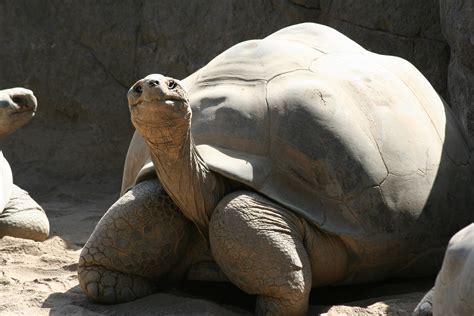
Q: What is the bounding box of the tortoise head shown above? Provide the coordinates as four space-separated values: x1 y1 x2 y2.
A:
0 88 37 138
128 74 191 132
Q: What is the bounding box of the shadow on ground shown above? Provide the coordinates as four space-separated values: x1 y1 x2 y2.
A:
43 284 252 316
38 187 118 247
43 277 431 315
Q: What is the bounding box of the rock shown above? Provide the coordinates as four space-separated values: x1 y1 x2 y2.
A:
440 0 474 141
441 0 474 69
319 0 444 39
290 0 321 9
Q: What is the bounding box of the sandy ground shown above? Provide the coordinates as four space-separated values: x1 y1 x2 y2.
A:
0 188 432 315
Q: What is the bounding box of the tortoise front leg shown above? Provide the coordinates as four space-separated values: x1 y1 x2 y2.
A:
209 190 349 315
78 179 196 303
209 191 313 316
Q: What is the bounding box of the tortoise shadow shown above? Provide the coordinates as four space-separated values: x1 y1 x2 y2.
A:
37 186 118 248
42 277 431 315
182 278 431 314
43 282 254 315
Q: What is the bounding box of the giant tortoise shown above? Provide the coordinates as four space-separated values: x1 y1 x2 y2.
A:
78 23 473 315
0 88 49 241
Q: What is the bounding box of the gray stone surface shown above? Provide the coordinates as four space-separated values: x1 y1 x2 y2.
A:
0 0 467 198
320 0 444 39
440 0 474 141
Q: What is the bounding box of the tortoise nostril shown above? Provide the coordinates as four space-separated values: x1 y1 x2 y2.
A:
147 80 159 87
133 84 143 94
12 96 30 108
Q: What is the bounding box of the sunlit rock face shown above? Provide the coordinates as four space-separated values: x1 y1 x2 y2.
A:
0 1 470 196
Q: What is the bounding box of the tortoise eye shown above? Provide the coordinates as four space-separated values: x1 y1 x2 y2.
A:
167 80 177 89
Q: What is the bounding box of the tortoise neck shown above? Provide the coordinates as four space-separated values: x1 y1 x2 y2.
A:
146 127 229 233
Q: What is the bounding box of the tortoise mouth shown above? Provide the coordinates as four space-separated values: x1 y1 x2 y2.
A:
129 96 187 108
10 108 36 117
129 100 144 108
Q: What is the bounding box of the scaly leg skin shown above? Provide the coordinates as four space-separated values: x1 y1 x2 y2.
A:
78 179 197 304
414 286 434 316
209 191 313 316
0 184 49 241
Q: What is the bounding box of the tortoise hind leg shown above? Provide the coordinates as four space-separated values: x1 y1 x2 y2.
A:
78 179 196 304
0 184 49 241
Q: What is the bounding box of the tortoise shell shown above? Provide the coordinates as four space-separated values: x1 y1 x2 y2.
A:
122 23 470 241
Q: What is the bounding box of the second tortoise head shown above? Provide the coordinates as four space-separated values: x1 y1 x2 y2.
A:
0 87 37 138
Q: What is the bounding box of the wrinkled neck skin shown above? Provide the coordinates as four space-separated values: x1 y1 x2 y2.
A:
0 117 30 153
138 115 230 234
0 112 31 139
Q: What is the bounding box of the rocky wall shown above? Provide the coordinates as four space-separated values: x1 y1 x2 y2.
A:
440 0 474 142
0 0 468 198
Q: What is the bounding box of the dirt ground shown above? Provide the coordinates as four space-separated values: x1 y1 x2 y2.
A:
0 185 433 315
